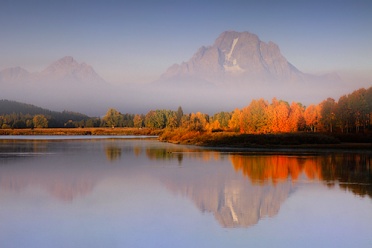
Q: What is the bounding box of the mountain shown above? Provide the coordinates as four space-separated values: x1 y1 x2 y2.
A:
38 56 106 85
0 56 106 85
161 31 306 85
152 30 349 112
0 66 31 82
0 57 111 116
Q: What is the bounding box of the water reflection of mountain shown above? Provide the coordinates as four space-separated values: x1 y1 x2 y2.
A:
0 140 110 202
163 172 293 228
156 151 293 228
0 164 99 202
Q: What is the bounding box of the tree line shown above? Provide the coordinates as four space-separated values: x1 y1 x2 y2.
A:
1 86 371 133
140 86 371 134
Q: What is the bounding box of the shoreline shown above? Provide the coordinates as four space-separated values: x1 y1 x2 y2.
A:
163 139 372 152
0 127 162 136
1 128 371 152
201 143 372 152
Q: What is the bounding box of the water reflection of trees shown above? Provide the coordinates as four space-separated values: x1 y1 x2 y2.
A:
145 148 225 165
105 146 122 161
143 147 372 199
319 154 372 198
229 153 372 198
0 139 48 158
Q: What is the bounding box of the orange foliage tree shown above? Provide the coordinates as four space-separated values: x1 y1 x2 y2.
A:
228 108 242 132
304 104 319 132
266 98 290 133
288 102 305 132
240 99 269 134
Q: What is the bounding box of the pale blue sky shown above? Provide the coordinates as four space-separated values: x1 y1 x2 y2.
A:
1 0 371 84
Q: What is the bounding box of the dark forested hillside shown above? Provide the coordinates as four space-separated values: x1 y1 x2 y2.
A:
0 99 90 128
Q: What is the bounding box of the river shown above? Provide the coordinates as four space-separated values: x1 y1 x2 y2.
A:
0 136 371 248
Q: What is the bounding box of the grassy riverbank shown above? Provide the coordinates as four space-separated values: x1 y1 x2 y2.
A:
0 127 162 136
1 128 371 150
160 129 372 150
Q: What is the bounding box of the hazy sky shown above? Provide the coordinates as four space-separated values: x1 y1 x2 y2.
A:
1 0 372 84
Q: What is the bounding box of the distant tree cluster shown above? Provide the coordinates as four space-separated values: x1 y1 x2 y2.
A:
101 108 136 128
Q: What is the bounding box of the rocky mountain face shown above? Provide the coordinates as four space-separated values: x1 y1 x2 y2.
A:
154 30 346 112
159 30 335 87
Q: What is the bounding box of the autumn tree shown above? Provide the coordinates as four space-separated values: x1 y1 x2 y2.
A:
166 111 178 129
241 99 269 134
366 87 372 129
319 98 337 132
228 108 241 132
267 98 290 133
288 102 305 132
145 110 165 129
348 88 369 133
188 112 208 131
176 106 184 127
304 104 319 132
102 108 122 128
33 114 48 128
85 118 101 128
212 112 231 129
133 114 144 128
207 119 221 132
335 95 351 133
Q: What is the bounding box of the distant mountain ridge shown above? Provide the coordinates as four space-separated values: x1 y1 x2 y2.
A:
0 57 111 116
0 56 106 85
0 66 31 82
39 56 106 84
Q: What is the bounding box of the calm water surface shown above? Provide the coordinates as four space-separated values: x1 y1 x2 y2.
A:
0 137 371 248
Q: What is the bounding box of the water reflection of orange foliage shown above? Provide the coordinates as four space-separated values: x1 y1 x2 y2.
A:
230 155 322 184
133 146 142 157
303 158 323 180
201 151 221 162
